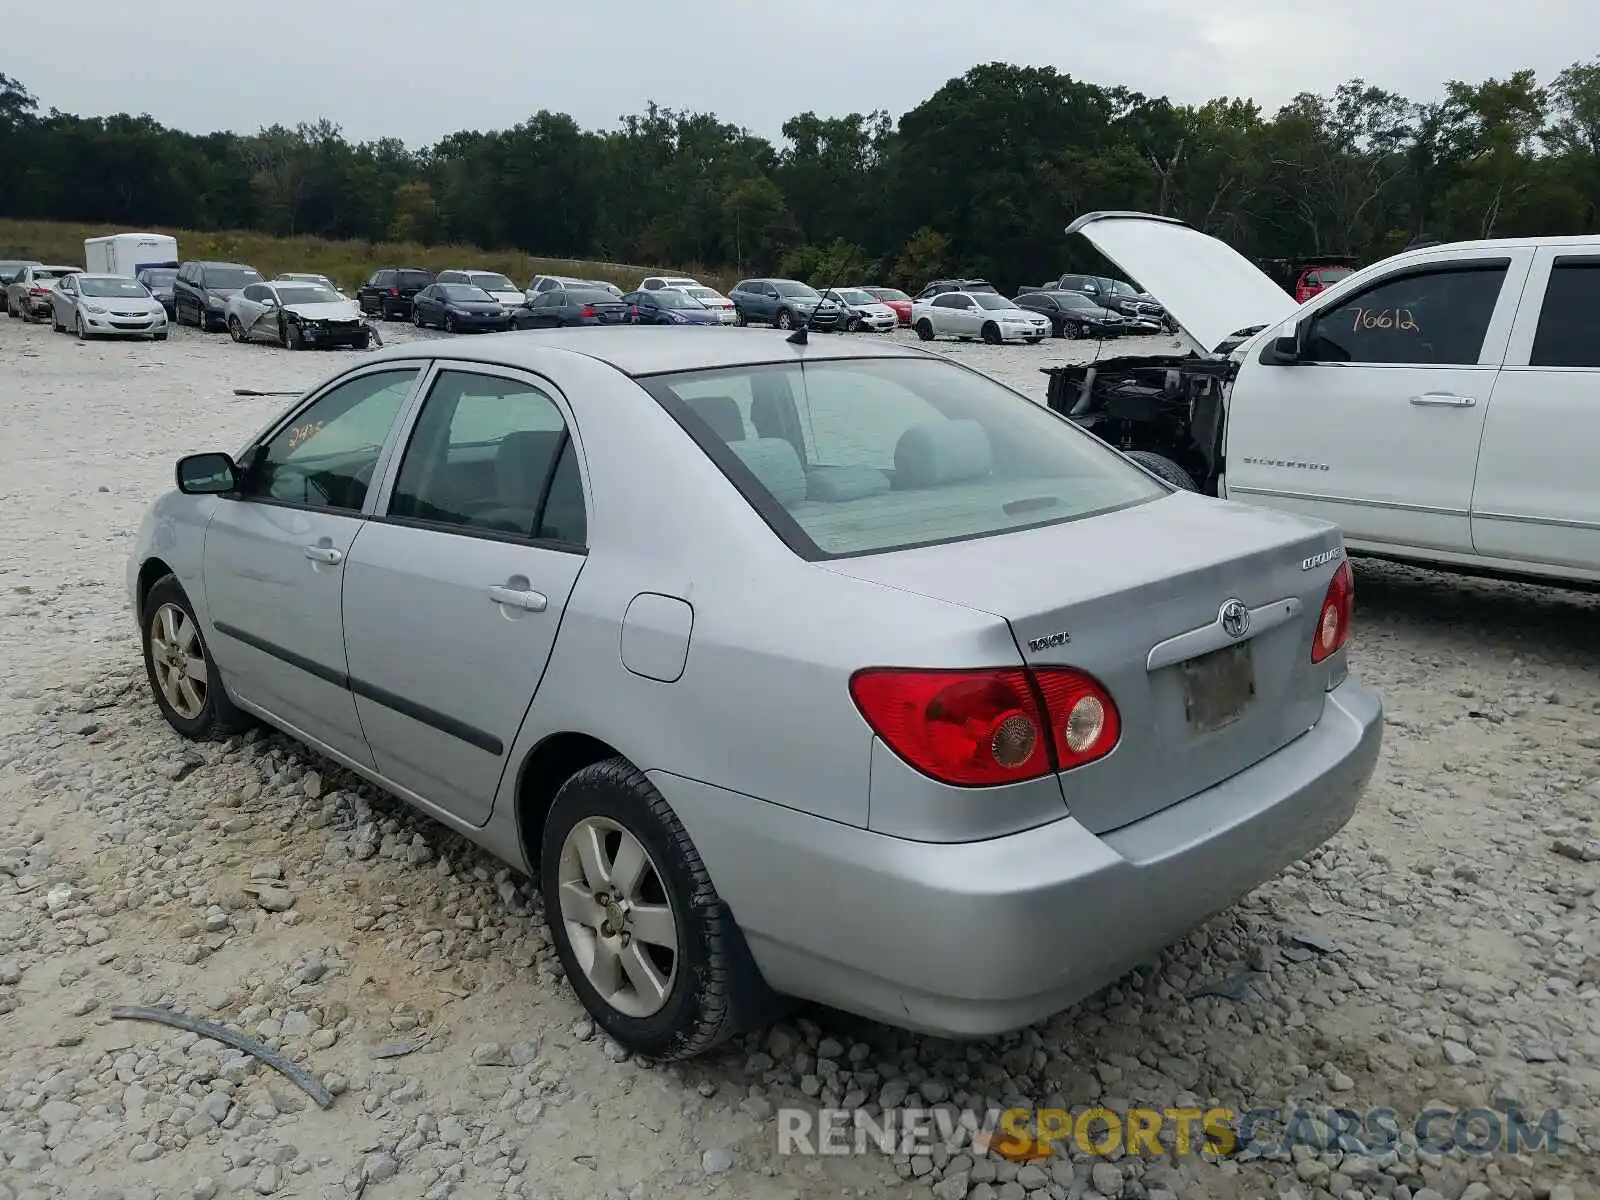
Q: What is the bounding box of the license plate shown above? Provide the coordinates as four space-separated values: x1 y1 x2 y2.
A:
1181 641 1256 732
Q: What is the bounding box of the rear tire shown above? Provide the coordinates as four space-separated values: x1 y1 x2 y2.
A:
52 311 64 333
915 319 935 341
285 322 303 351
1124 450 1197 491
154 331 168 341
733 309 747 327
981 322 1001 345
540 757 778 1061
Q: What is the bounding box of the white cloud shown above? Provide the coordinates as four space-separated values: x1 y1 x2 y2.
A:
2 0 1593 145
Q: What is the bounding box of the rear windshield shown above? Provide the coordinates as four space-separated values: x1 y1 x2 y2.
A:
469 273 516 291
1316 266 1353 283
567 288 617 304
140 268 178 285
397 270 434 288
203 266 262 289
641 358 1165 559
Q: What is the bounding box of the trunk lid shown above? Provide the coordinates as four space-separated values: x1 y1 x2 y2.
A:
821 491 1344 834
1066 211 1298 354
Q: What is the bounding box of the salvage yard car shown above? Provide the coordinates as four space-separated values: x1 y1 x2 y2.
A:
51 271 169 340
225 279 370 350
1051 210 1600 585
5 263 80 320
410 283 514 333
127 327 1382 1058
912 288 1050 343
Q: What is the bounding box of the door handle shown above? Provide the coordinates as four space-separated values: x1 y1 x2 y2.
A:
302 544 343 564
488 584 548 612
1409 393 1476 407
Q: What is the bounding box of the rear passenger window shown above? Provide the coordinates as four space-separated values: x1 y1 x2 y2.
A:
1530 261 1600 368
388 370 585 545
1304 264 1507 366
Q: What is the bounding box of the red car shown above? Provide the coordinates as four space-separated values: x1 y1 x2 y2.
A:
1293 263 1356 303
861 285 913 326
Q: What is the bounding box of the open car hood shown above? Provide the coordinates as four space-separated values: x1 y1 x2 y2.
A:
1066 211 1299 354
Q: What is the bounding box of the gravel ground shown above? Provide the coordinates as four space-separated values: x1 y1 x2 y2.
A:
1 315 1597 1200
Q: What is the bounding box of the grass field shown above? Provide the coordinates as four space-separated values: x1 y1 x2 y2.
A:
0 219 736 295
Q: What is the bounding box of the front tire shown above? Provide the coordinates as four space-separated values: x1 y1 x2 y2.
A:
413 308 425 328
540 758 774 1060
444 313 457 334
140 575 253 741
775 309 793 330
75 314 89 340
914 319 935 341
981 322 1001 345
1124 450 1198 491
228 316 244 342
285 321 304 351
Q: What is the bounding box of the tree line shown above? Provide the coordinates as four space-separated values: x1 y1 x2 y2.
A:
2 60 1597 290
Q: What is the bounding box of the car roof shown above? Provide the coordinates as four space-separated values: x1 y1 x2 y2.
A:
195 261 252 268
361 326 932 378
38 264 80 272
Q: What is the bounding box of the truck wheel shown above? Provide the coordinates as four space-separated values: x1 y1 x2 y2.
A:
1124 450 1197 491
914 319 935 341
981 322 1001 345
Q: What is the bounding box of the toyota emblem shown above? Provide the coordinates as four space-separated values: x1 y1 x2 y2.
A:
1220 599 1251 639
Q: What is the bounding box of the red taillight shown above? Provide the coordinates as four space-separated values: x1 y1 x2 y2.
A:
29 287 48 296
629 304 639 318
1311 560 1354 663
849 666 1120 787
580 305 597 318
389 286 399 296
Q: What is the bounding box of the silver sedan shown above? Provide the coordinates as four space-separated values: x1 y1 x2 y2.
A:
51 272 169 339
126 329 1382 1057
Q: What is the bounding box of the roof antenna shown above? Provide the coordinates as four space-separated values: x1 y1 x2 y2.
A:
788 248 849 345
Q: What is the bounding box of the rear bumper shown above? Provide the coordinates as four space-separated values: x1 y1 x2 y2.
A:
656 675 1382 1037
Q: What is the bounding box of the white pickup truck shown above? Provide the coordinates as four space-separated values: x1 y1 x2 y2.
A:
1048 211 1600 586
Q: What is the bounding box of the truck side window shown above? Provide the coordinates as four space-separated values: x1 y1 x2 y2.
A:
1302 265 1507 366
1530 261 1600 369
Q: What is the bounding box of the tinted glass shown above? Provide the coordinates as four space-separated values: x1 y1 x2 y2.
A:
274 285 341 305
654 291 705 309
439 284 493 302
80 278 150 298
140 268 178 285
389 371 577 541
1530 262 1600 368
932 295 961 308
246 369 419 510
1319 267 1353 284
1304 265 1507 365
203 266 262 289
396 271 434 288
866 288 910 302
643 359 1165 559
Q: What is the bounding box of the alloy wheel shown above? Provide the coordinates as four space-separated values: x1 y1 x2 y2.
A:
148 602 208 720
557 816 679 1019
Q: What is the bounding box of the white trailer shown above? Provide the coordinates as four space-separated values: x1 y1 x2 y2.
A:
83 233 179 278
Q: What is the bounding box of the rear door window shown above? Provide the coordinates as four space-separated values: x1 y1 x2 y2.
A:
1530 260 1600 368
641 358 1165 559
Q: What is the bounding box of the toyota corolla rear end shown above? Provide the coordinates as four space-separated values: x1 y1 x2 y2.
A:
640 350 1383 1037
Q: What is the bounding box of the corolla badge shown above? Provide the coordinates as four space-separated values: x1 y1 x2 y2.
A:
1220 599 1251 639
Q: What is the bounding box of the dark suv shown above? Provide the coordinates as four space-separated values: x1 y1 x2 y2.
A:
357 268 436 320
173 260 265 331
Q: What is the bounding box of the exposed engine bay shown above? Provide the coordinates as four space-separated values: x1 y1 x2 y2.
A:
1041 350 1241 494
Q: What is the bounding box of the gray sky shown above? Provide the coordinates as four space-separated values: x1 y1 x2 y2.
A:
3 0 1592 146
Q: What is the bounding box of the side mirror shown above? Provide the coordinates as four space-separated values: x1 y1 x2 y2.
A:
176 452 239 495
261 297 277 308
